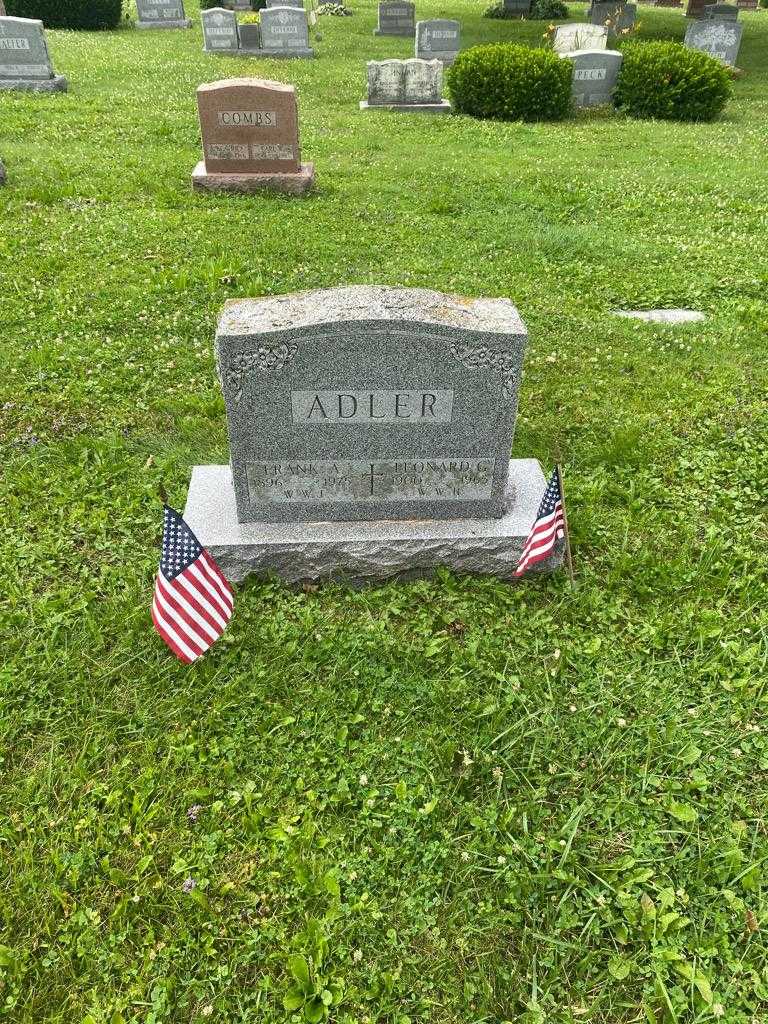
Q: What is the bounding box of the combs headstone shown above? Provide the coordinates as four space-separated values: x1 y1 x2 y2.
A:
183 286 562 584
135 0 192 29
0 17 67 92
192 78 315 194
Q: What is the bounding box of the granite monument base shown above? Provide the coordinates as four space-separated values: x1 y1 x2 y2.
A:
136 18 192 27
0 75 67 92
373 28 415 35
192 160 315 195
359 99 452 113
207 46 315 57
183 460 562 585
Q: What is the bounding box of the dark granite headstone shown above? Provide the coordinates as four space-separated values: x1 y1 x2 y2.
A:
684 17 743 63
374 2 416 36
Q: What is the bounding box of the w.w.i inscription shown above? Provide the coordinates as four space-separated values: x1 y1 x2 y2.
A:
214 285 529 524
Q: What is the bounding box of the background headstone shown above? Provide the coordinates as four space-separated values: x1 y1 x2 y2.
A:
589 1 637 32
266 0 305 7
259 7 313 56
374 2 416 36
685 0 710 17
684 18 743 63
0 2 6 16
735 0 756 9
135 0 192 29
552 22 609 53
201 7 239 50
361 58 450 111
560 48 622 107
213 286 529 525
502 0 532 15
703 2 739 17
0 16 67 91
192 78 315 193
415 19 460 64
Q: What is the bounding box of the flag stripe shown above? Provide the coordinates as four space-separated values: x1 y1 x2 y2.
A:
197 553 234 611
517 526 564 570
514 470 567 579
517 506 564 560
201 551 233 599
152 597 198 663
157 574 219 646
154 585 209 655
176 570 229 631
187 561 232 620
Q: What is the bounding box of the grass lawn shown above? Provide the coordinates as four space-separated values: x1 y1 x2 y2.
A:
1 0 768 1020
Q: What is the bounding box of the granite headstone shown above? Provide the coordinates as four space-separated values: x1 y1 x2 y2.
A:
415 19 460 63
135 0 192 29
502 0 532 15
589 1 637 31
560 47 622 107
266 0 305 7
184 286 562 584
361 58 450 112
192 78 315 194
552 22 609 53
704 2 739 16
259 7 314 56
374 1 416 36
684 17 743 63
201 7 239 50
0 16 67 91
685 0 710 17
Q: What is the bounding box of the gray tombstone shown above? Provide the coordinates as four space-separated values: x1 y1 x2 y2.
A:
361 58 450 112
552 22 609 53
415 19 460 64
266 0 305 7
259 7 314 56
684 18 743 64
589 1 637 32
202 7 240 50
560 48 622 107
704 2 739 16
184 286 561 584
374 1 416 36
0 17 67 92
135 0 192 29
503 0 532 15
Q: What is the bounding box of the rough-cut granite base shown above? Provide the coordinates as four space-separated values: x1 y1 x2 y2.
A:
0 75 67 92
359 99 451 114
192 160 315 195
183 459 563 585
136 18 192 27
613 308 705 324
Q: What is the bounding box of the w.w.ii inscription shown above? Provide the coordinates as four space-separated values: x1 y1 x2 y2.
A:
214 286 528 524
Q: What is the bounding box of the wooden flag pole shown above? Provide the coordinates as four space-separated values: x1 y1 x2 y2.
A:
556 463 576 587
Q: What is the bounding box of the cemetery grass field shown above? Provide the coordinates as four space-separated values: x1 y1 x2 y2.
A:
2 0 768 1020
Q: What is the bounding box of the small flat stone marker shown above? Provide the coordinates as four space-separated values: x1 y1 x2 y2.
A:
552 22 609 54
0 16 67 92
561 48 622 107
192 78 315 195
183 285 562 584
135 0 192 29
613 309 706 323
361 58 451 113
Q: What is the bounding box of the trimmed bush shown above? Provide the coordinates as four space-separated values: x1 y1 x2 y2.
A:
447 43 572 121
5 0 122 29
530 0 569 17
615 41 731 121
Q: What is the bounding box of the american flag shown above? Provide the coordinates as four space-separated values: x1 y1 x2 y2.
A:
514 467 566 577
151 505 233 663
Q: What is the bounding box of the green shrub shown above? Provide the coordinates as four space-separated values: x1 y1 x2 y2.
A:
530 0 569 17
317 2 353 13
615 40 731 121
447 43 572 121
5 0 122 28
483 2 527 18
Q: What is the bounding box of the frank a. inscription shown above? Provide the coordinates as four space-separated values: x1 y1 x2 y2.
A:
247 458 495 503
